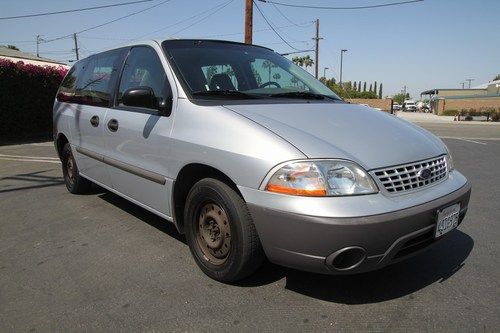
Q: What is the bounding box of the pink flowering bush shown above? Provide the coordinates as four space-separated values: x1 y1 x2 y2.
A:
0 59 68 140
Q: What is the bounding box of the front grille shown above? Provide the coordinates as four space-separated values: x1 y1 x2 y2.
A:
373 156 447 194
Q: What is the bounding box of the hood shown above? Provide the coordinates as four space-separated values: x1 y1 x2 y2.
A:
223 102 446 170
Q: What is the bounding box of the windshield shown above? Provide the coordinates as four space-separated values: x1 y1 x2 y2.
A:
162 40 341 101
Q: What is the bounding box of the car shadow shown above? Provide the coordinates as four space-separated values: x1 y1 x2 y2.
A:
93 189 473 304
240 230 473 304
97 191 186 245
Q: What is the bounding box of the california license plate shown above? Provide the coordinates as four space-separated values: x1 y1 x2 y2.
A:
435 203 461 238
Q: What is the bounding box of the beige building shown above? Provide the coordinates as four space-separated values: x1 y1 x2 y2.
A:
0 46 69 69
421 81 500 114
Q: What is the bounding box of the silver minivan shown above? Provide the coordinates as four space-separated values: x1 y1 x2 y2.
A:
53 39 471 282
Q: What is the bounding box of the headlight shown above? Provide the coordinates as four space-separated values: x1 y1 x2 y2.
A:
265 160 378 197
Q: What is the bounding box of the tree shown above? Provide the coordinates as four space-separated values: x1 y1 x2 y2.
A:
303 55 314 71
292 56 304 66
494 74 500 81
379 83 383 99
353 81 357 90
358 81 362 92
363 82 367 92
369 83 373 92
392 93 407 104
262 60 274 82
374 81 378 97
6 45 19 50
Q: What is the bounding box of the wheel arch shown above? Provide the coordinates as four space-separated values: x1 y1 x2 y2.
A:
172 163 243 234
55 132 69 159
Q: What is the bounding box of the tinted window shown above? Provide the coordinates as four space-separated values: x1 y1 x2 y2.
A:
117 46 168 108
56 60 85 102
75 49 123 107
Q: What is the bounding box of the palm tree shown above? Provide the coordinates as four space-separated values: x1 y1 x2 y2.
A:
262 60 276 82
303 55 314 72
292 56 304 67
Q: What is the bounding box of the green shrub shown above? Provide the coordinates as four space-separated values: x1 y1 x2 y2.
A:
441 109 459 116
0 59 67 140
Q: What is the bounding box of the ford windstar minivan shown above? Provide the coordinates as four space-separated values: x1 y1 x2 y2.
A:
53 39 471 282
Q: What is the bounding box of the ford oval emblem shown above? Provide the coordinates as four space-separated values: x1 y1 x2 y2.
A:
418 168 432 180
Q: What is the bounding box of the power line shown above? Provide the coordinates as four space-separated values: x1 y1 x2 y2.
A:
252 0 301 51
199 21 313 38
96 0 234 52
270 2 301 26
42 0 172 44
258 0 424 10
0 0 154 20
169 0 235 36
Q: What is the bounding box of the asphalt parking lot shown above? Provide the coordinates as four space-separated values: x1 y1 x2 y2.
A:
1 121 499 332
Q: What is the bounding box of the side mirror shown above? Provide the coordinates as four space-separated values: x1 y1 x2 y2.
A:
122 86 158 110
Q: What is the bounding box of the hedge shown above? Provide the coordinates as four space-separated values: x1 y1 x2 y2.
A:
0 59 67 141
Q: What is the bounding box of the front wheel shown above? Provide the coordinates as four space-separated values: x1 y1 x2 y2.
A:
184 178 264 283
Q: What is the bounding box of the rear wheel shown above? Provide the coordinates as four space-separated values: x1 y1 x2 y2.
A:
184 178 264 283
61 143 91 194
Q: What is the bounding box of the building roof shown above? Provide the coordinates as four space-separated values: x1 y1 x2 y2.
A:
472 79 500 89
420 88 486 95
0 46 67 65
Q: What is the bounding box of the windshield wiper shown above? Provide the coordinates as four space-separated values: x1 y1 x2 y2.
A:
192 90 259 99
268 91 341 101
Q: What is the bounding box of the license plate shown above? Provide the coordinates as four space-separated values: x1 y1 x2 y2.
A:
435 203 461 238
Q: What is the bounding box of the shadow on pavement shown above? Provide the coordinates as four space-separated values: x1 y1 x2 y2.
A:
241 230 473 304
0 170 64 193
98 191 186 245
94 189 473 304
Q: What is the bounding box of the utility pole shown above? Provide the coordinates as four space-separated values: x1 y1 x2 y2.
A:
465 78 474 89
244 0 253 44
339 49 347 85
312 19 323 78
461 82 465 89
36 34 43 57
73 33 79 61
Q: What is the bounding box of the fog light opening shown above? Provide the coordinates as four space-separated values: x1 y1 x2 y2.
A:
326 246 366 271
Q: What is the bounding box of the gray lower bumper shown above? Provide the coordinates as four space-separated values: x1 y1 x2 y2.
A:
247 182 471 275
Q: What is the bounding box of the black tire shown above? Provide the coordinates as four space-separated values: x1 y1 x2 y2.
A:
61 143 92 194
184 178 264 283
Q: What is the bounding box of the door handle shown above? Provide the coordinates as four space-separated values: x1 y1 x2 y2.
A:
107 119 119 132
90 115 99 127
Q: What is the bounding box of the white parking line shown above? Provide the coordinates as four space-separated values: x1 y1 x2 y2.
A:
0 153 60 160
440 137 492 145
0 157 61 164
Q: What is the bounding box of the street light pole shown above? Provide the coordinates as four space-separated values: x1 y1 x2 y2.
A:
323 67 329 78
339 49 347 86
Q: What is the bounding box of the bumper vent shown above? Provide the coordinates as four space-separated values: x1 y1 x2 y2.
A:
373 156 447 194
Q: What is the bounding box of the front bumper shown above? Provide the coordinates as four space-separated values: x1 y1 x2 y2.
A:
239 171 471 274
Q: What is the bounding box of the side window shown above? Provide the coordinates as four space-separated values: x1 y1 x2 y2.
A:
56 60 85 102
117 46 169 108
75 50 122 107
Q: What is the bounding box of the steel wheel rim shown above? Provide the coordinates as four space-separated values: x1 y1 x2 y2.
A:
196 202 231 266
66 156 75 185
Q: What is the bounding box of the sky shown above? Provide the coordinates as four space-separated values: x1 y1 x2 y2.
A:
1 0 499 98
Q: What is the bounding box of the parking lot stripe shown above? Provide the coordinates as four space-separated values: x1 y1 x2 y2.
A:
0 157 60 164
0 153 60 160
